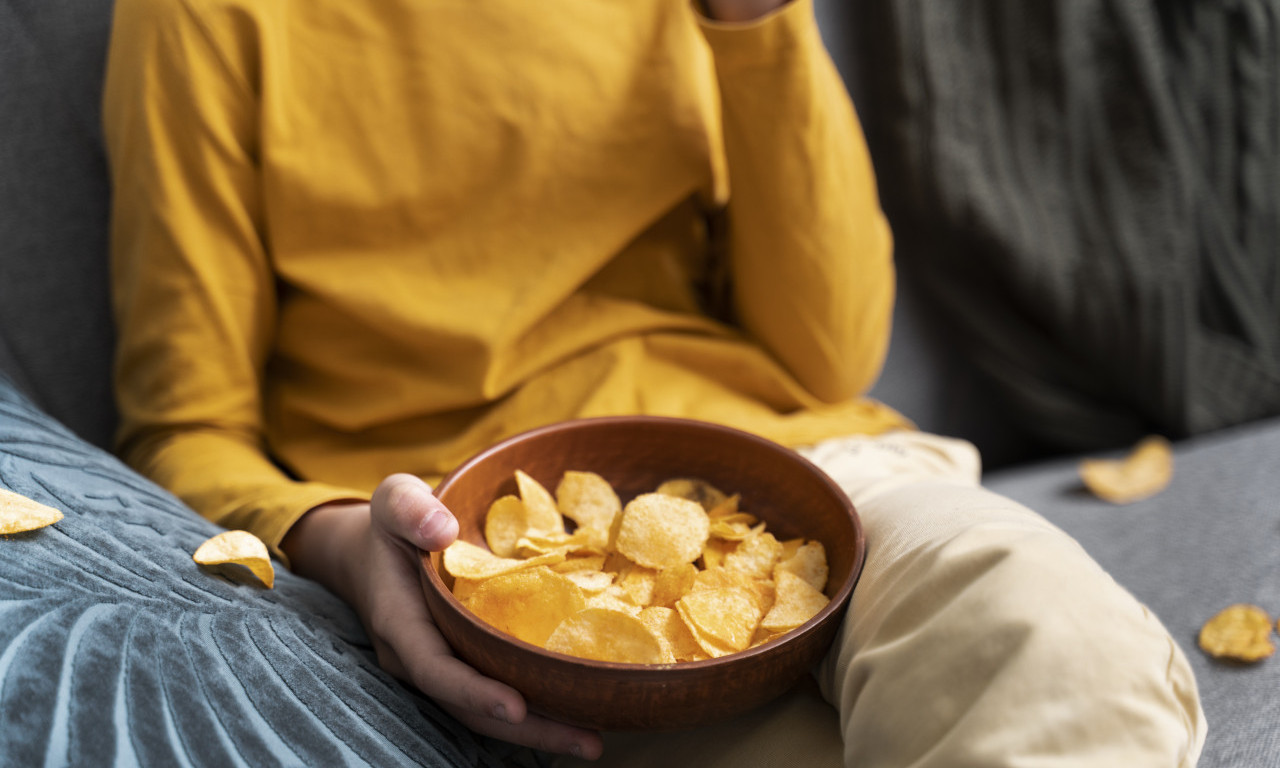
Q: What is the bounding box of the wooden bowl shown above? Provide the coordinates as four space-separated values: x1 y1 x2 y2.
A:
418 416 865 731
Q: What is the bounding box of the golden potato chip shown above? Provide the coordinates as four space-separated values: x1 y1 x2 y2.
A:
515 529 600 558
562 569 615 594
615 493 710 570
619 566 658 606
774 541 829 592
515 470 564 532
750 627 784 649
585 585 643 617
556 470 621 535
700 537 736 570
1198 604 1275 663
451 576 485 603
0 487 64 535
483 494 528 557
677 586 763 657
693 566 775 614
655 478 728 511
443 540 564 580
706 494 742 518
192 530 275 588
708 517 756 542
545 608 665 664
551 554 607 574
650 562 698 608
761 571 830 633
1079 435 1174 504
724 529 783 581
466 566 586 646
640 606 703 663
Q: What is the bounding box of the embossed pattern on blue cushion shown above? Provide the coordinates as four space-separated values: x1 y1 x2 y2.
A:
0 377 546 767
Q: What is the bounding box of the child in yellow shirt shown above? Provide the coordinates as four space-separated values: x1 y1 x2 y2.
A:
104 0 1204 764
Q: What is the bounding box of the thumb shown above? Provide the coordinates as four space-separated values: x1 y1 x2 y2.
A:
370 473 459 551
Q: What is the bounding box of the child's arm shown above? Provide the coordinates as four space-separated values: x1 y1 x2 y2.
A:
699 0 896 403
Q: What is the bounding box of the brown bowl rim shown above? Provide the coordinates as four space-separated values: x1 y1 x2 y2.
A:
419 415 867 673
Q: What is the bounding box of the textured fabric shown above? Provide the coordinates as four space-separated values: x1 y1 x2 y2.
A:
560 432 1205 767
850 0 1280 454
986 416 1280 767
0 0 118 450
103 0 906 552
0 376 547 768
814 434 1203 767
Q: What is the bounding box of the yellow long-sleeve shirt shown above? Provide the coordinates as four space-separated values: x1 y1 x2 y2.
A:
103 0 908 554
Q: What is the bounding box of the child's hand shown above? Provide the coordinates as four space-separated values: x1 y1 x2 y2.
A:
283 474 604 760
703 0 789 23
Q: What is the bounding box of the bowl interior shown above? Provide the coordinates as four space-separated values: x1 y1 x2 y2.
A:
420 416 865 730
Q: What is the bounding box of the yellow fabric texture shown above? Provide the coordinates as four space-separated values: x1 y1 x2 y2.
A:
103 0 909 554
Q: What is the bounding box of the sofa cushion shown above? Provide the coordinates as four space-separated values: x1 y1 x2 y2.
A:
850 1 1280 457
0 374 546 767
0 0 119 450
986 417 1280 767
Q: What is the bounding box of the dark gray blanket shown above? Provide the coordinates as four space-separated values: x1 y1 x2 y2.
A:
851 0 1280 453
0 377 545 767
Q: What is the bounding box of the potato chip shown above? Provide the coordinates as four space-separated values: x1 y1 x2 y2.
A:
693 566 774 614
761 571 829 633
619 566 658 606
724 529 783 581
451 576 485 603
0 487 64 535
515 470 564 532
650 562 698 608
707 494 742 519
562 569 615 594
466 566 586 646
677 586 763 657
1198 604 1275 663
774 541 829 592
1079 435 1174 504
615 493 710 570
192 530 275 588
546 608 665 664
708 517 756 541
556 470 621 535
585 585 643 617
551 554 607 574
483 495 528 557
640 606 703 663
700 537 736 570
443 539 564 580
654 478 728 511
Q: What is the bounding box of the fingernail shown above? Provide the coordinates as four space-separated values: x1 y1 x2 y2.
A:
491 703 509 723
570 744 583 759
419 507 453 541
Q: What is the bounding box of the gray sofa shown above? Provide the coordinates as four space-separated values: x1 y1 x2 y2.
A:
2 0 1278 765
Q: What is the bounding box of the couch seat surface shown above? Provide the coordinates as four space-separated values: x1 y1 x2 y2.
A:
985 417 1280 767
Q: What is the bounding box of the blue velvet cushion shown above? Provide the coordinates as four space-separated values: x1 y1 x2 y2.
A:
0 377 545 767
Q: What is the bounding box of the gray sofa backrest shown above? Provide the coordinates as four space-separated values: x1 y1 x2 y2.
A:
1 0 118 449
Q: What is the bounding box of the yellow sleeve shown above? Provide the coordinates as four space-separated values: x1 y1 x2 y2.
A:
698 0 895 403
103 0 363 559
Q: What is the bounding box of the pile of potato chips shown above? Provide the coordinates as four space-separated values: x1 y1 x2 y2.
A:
442 471 830 664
